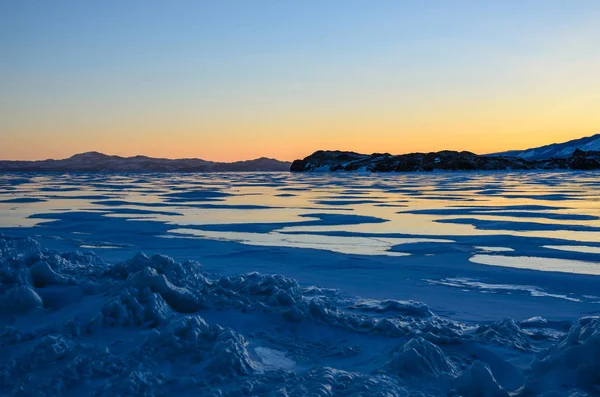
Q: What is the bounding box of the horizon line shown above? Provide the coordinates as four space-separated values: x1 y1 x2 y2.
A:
1 131 599 163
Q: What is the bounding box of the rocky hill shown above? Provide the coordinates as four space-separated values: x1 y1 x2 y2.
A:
290 149 599 172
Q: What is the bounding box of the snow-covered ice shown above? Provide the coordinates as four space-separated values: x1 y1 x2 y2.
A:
0 235 599 396
0 171 599 395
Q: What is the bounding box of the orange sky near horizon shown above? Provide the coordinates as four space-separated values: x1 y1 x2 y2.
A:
2 86 599 161
1 113 599 162
2 127 598 162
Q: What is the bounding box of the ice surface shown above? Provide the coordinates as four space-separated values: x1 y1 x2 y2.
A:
0 235 599 396
1 172 599 395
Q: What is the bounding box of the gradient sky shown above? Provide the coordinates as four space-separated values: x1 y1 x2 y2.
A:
2 1 600 161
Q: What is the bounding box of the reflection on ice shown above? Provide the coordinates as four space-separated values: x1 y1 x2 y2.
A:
469 254 600 275
544 245 600 254
474 246 515 253
170 228 452 256
0 171 599 274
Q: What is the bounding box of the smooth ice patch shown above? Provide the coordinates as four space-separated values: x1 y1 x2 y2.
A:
170 228 455 256
470 254 600 276
543 245 600 254
474 246 515 253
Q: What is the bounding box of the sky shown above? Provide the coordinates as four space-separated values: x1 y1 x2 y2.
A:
1 1 600 162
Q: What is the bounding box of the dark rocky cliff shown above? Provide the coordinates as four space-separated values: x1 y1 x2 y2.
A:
290 149 599 172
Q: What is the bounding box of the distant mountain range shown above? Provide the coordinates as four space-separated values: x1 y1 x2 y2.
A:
489 133 600 160
291 134 600 172
3 134 599 173
0 152 291 172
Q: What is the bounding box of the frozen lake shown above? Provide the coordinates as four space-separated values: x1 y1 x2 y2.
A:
1 171 600 320
1 171 599 396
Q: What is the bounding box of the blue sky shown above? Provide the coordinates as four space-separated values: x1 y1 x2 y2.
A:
2 1 599 160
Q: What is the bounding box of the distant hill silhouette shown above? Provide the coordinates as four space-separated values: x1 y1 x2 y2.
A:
0 152 291 172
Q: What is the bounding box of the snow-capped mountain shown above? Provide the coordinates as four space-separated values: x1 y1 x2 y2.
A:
490 133 600 160
0 151 291 172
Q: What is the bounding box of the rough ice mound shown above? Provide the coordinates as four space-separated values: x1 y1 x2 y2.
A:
0 285 43 314
350 299 433 317
93 288 173 328
0 235 42 264
474 318 537 351
522 316 600 395
454 361 509 397
142 315 258 380
384 337 458 379
0 235 595 396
